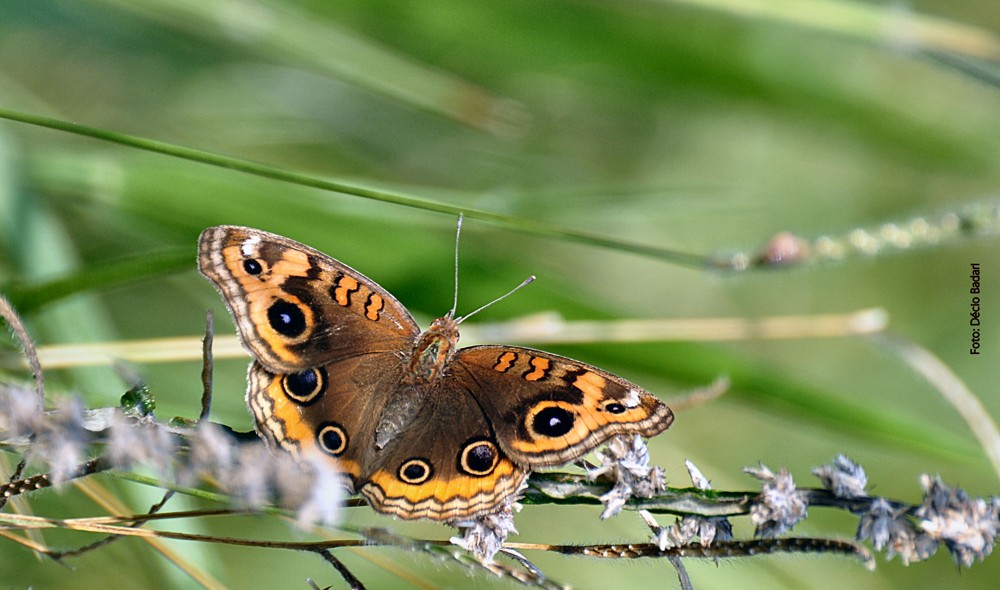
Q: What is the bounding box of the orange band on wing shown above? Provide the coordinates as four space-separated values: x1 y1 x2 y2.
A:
361 458 524 521
250 372 362 480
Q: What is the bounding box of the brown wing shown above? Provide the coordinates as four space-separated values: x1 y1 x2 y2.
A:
247 354 405 490
452 345 673 468
249 358 525 522
356 380 527 522
198 225 419 373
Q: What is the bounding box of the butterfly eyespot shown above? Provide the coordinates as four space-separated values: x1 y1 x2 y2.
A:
267 299 307 338
458 438 499 476
282 368 326 405
604 402 626 414
531 406 576 437
398 459 433 484
243 259 263 275
317 423 348 456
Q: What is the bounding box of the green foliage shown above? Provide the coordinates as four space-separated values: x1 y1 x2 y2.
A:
0 0 998 588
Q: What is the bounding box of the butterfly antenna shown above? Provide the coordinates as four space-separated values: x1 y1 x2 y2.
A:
449 213 464 319
457 275 536 324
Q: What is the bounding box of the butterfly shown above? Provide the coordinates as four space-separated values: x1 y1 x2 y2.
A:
198 225 673 522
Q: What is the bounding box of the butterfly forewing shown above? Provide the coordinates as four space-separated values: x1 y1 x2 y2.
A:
453 345 674 468
198 226 420 373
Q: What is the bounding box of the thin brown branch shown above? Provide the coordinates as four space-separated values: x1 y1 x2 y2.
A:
313 549 367 590
536 537 874 569
0 296 44 512
199 310 213 422
0 528 53 554
49 479 176 561
0 295 44 403
0 511 371 551
668 554 693 590
53 508 243 526
0 458 109 501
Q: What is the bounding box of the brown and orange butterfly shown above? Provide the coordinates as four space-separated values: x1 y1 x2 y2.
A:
198 225 672 522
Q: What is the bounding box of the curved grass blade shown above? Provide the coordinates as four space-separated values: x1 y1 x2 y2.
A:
0 107 706 269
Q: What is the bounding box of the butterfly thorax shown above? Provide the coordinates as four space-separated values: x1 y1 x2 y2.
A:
403 315 460 385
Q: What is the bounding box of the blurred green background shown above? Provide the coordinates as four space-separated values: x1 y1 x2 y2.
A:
1 0 999 588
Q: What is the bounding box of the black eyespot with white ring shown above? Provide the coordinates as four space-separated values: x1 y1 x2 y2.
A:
458 438 499 477
398 458 433 484
317 422 348 457
282 368 327 405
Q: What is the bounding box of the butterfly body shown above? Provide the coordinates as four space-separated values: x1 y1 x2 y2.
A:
199 225 673 521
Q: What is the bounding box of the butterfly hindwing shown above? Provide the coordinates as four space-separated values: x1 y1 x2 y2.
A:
247 354 405 489
357 379 527 521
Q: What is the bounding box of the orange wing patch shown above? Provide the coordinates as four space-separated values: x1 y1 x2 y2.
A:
332 275 359 307
365 293 384 321
493 351 517 373
523 357 551 381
